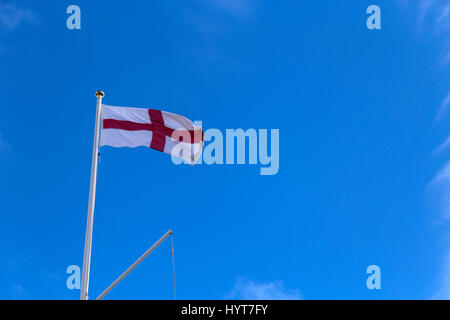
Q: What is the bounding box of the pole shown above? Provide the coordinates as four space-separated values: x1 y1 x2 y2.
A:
80 90 104 300
96 230 173 300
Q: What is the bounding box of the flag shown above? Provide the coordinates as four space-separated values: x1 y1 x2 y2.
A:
100 105 204 164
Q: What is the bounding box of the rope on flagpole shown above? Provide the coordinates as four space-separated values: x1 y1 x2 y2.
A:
170 233 176 300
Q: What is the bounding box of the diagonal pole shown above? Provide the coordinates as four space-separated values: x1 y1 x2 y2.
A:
96 230 173 300
80 90 104 300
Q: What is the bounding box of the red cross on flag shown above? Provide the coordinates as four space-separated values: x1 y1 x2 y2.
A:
100 105 204 164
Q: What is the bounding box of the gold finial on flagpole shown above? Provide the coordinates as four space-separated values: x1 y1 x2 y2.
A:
96 90 105 98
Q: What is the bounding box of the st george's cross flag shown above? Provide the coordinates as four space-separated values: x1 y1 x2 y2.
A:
100 105 204 164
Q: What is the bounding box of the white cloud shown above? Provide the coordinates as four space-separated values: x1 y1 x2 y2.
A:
9 283 24 298
429 163 450 299
403 2 450 121
432 254 450 300
198 0 257 20
412 0 449 31
435 93 450 122
417 0 433 30
428 161 450 221
0 1 36 32
433 135 450 156
226 278 302 300
428 155 450 299
405 1 450 67
393 0 450 303
435 3 450 34
430 160 450 187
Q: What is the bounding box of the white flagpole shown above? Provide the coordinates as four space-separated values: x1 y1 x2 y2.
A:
80 90 104 300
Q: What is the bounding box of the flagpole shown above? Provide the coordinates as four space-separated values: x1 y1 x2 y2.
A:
80 90 104 300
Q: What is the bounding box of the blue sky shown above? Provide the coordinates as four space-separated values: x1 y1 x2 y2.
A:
1 0 450 300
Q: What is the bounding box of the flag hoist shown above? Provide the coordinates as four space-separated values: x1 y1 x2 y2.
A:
80 91 203 300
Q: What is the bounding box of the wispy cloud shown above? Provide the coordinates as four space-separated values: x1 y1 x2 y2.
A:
435 3 450 35
0 1 36 32
198 0 257 20
428 162 450 298
416 0 433 31
435 93 450 122
405 1 450 122
428 161 450 221
403 0 450 67
180 0 258 67
432 253 450 300
411 0 450 33
226 278 302 300
9 283 24 298
430 160 450 186
433 135 450 156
